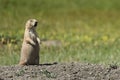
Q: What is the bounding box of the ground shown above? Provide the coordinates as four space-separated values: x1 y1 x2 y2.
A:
0 62 119 80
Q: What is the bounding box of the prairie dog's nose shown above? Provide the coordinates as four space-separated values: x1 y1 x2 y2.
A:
34 21 38 27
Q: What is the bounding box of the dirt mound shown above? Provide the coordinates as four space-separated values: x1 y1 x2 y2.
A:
0 62 119 80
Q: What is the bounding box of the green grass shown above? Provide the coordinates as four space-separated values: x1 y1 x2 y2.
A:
0 0 120 65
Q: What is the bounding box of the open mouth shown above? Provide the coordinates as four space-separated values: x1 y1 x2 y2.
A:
34 22 38 27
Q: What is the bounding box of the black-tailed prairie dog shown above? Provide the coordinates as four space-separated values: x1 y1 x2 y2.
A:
19 19 40 65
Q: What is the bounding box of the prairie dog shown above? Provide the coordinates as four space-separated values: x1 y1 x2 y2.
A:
19 19 40 65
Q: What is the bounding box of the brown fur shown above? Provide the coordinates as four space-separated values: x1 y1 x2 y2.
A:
19 19 40 65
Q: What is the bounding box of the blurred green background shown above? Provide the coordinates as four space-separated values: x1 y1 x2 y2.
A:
0 0 120 65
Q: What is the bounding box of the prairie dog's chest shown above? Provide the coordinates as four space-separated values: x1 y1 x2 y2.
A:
29 29 37 39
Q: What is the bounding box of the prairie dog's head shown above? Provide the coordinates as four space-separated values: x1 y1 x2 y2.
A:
25 19 38 29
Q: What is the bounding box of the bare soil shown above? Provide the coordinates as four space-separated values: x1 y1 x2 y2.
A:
0 62 120 80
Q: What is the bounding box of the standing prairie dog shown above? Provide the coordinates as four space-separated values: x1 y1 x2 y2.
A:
19 19 40 65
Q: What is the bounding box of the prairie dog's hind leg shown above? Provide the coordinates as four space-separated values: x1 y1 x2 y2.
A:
19 60 27 65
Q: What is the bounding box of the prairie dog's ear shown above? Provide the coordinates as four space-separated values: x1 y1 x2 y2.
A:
25 19 38 29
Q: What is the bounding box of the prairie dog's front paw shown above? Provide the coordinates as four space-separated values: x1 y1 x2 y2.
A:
37 37 40 44
30 40 36 45
26 38 36 45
